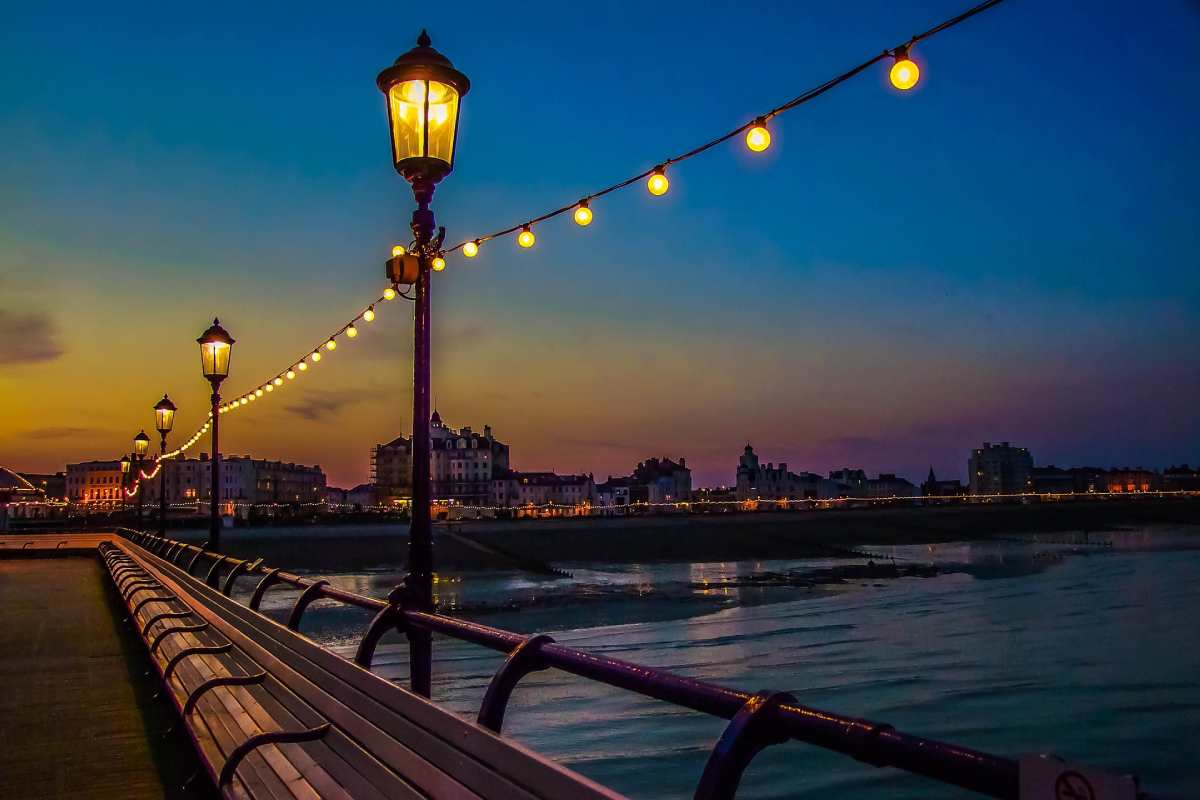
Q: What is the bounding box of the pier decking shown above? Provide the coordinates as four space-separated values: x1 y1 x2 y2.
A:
0 535 205 798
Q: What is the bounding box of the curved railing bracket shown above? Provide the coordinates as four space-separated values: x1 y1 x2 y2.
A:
694 691 797 800
477 634 556 733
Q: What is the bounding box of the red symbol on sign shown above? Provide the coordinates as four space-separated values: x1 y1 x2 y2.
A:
1055 770 1096 800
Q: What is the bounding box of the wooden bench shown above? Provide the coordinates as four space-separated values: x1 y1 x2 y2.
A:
100 539 627 800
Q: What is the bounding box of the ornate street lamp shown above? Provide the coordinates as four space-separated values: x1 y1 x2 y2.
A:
377 30 470 698
154 394 176 537
197 318 234 550
133 430 150 529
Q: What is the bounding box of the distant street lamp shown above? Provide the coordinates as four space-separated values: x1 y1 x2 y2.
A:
377 30 470 698
120 453 131 513
133 430 150 529
197 318 234 550
154 394 176 537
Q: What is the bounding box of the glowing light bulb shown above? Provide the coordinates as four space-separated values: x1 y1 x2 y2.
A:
298 362 308 372
363 307 376 322
311 351 321 362
274 377 283 386
383 287 397 300
890 57 919 90
265 384 273 392
255 388 263 397
463 241 479 258
326 339 337 351
517 226 536 248
246 394 254 403
392 244 406 257
286 369 296 379
432 256 446 271
647 167 669 196
346 325 358 338
745 123 771 152
574 202 593 226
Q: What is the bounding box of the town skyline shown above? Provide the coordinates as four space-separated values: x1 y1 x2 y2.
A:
3 1 1198 490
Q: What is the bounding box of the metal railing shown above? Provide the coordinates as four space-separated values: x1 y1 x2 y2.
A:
117 527 1026 798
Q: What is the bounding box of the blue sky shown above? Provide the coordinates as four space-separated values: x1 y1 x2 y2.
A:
2 0 1198 487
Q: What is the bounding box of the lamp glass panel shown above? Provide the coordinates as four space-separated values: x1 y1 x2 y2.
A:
388 79 459 166
200 341 231 379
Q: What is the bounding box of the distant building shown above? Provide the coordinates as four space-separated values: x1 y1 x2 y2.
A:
66 460 126 505
372 435 413 504
735 445 841 500
828 468 867 496
431 413 509 505
968 442 1033 495
1162 465 1200 492
373 412 510 506
1105 468 1158 493
18 472 66 500
633 457 692 503
347 483 378 508
491 471 595 510
595 477 644 511
921 467 966 497
594 456 691 512
1029 465 1077 494
70 455 325 507
865 473 918 498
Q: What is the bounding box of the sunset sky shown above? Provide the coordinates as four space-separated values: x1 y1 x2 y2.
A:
2 1 1198 489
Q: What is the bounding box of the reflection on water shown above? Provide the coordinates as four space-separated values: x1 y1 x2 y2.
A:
228 527 1199 798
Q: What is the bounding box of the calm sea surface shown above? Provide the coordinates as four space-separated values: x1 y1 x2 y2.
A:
232 527 1200 798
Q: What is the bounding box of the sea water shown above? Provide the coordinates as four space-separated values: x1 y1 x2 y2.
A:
236 532 1200 798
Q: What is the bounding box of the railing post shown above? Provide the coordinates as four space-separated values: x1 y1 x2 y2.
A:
286 580 330 631
354 587 407 670
248 568 281 611
694 691 796 800
477 634 555 733
204 555 229 588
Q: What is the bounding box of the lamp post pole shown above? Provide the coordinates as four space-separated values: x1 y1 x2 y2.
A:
209 386 220 549
409 181 435 697
120 455 131 516
377 31 470 698
136 454 144 529
159 433 169 534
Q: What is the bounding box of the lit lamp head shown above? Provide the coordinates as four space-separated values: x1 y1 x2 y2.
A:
120 454 131 474
154 394 176 434
133 430 150 459
197 318 235 384
377 30 471 187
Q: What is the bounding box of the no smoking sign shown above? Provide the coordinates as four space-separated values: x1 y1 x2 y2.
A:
1020 755 1138 800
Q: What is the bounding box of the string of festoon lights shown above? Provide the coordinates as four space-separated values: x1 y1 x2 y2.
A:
121 0 1004 498
436 0 1006 261
122 284 410 498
